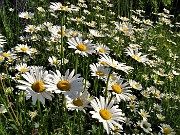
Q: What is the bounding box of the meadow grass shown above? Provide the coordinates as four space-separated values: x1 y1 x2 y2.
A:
0 0 180 135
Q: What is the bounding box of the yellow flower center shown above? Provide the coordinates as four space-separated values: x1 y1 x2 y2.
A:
54 38 59 42
143 123 149 129
111 84 122 94
31 81 45 93
99 109 111 120
24 15 29 19
141 112 147 118
99 48 105 53
163 127 171 134
53 60 58 65
2 53 10 58
154 92 160 98
101 61 106 66
60 6 67 10
29 27 35 32
122 27 127 34
57 30 66 35
73 98 83 106
0 56 3 61
20 68 27 73
57 80 71 91
76 17 81 22
132 84 139 89
21 47 28 52
76 44 87 51
96 71 104 76
130 104 135 110
132 55 141 61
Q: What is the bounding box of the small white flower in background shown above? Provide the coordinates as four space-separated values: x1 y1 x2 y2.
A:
125 47 149 63
9 8 14 12
29 110 38 120
89 29 106 37
90 96 125 134
37 7 45 12
48 56 60 66
15 63 29 73
138 109 150 120
0 104 7 114
158 124 175 135
19 11 34 19
49 2 71 12
129 79 142 90
138 119 152 133
24 25 37 33
99 54 133 73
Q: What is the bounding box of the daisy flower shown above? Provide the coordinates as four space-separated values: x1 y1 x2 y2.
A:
15 63 29 73
45 69 84 94
16 66 54 105
138 109 150 120
48 56 60 66
115 22 133 36
159 124 175 135
19 11 34 19
14 44 31 54
129 79 142 90
125 47 149 63
138 119 152 133
67 37 95 57
90 63 110 80
0 34 7 48
99 54 133 73
90 96 125 134
64 90 91 113
24 25 37 33
89 29 106 37
49 2 70 12
107 78 132 102
0 104 7 114
48 25 66 37
95 43 110 55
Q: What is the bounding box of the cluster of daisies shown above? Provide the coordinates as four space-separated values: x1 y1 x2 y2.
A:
0 1 179 134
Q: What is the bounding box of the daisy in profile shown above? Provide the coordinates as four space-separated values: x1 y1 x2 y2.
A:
95 43 110 55
107 78 132 102
67 37 95 57
90 63 110 80
90 96 125 134
129 79 142 90
48 25 66 37
99 54 133 73
45 69 84 94
125 47 149 63
19 11 34 19
137 119 152 134
159 124 175 135
15 63 29 73
89 29 106 37
0 34 7 47
48 56 60 66
49 2 70 12
16 66 54 105
64 90 91 113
